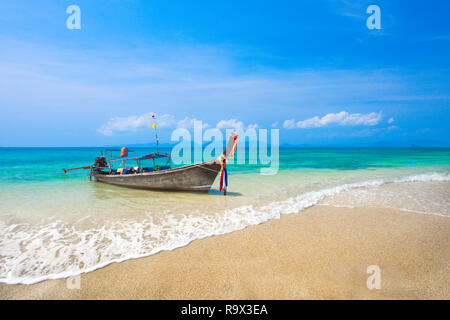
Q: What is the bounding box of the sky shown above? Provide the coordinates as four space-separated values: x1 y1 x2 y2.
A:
0 0 449 147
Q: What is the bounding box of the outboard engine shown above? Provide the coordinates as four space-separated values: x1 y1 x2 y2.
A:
93 156 107 169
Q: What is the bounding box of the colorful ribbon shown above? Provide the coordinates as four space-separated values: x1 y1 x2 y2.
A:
219 161 228 191
217 133 237 193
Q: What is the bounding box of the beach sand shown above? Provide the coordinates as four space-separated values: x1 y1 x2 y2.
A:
1 205 449 299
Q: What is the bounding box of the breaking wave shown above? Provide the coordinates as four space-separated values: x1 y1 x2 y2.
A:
0 172 449 284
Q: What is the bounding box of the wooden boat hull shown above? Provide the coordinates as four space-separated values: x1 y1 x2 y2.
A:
93 160 221 192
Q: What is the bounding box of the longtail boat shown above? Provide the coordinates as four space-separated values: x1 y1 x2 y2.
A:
63 133 238 193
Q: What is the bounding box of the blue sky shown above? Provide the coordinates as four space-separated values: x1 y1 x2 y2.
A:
0 0 449 147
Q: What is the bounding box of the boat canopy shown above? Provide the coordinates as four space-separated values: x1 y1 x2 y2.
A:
109 152 170 162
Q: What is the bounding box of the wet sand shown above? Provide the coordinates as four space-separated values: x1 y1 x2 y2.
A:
1 205 449 299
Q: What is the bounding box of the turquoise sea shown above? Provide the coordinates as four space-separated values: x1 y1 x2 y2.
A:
0 147 449 284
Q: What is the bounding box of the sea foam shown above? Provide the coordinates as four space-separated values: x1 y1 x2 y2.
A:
0 172 449 284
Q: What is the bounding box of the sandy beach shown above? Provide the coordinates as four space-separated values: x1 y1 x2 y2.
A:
1 205 449 299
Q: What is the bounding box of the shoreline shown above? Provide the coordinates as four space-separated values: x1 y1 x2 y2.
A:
1 205 449 299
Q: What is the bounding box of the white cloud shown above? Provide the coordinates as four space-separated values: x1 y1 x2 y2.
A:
388 117 395 124
216 118 259 130
283 119 296 129
216 118 245 130
271 121 279 128
177 117 209 129
97 112 175 136
283 111 382 129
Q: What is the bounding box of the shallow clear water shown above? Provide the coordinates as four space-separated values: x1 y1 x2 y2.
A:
0 147 449 284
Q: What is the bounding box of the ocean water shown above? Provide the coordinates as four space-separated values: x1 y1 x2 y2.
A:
0 147 449 284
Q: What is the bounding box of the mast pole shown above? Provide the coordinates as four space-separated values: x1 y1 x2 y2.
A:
155 126 159 153
152 114 159 152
